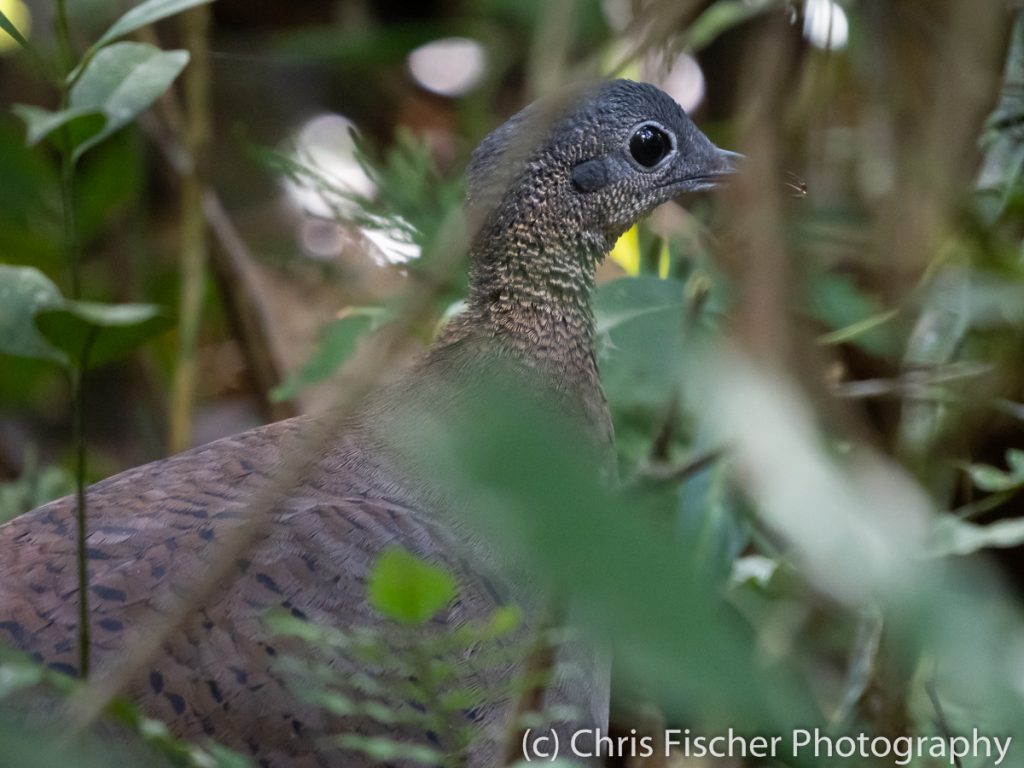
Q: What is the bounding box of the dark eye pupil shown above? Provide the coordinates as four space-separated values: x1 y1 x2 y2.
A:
629 125 670 168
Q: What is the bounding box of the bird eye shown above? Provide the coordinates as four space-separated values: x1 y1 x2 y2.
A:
629 124 672 168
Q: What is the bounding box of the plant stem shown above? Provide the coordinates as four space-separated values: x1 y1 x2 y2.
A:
54 0 80 300
61 151 81 299
70 375 86 676
53 0 89 676
169 4 211 453
72 330 98 679
53 0 73 74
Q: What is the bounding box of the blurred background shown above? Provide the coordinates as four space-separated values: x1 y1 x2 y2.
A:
3 0 1024 764
0 0 869 482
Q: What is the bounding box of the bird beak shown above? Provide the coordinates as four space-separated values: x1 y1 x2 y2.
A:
677 148 809 199
704 146 744 185
673 146 743 194
714 148 745 173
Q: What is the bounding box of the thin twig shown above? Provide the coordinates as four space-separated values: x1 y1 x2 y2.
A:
137 109 292 421
925 679 964 768
168 5 212 453
501 602 561 766
639 447 724 484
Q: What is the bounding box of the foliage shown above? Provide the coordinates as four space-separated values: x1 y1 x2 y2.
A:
0 646 250 767
2 0 1024 767
0 447 74 523
269 548 522 767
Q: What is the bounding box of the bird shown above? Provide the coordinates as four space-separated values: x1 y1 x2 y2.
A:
0 79 737 767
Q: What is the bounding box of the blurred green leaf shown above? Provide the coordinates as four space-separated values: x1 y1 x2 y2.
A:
0 660 44 699
818 309 899 348
0 265 66 364
594 277 688 410
930 516 1024 556
94 0 213 50
687 0 787 51
74 133 144 243
35 300 171 368
336 734 442 765
677 433 746 582
806 272 898 357
0 120 62 265
963 454 1024 493
0 448 75 524
271 309 386 402
1007 449 1024 475
17 43 188 163
0 6 39 60
368 547 457 625
12 104 103 149
69 42 188 162
402 370 819 727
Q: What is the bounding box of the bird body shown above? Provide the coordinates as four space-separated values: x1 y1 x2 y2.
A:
0 80 736 766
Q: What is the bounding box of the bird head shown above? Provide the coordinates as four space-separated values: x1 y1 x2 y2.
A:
466 79 738 253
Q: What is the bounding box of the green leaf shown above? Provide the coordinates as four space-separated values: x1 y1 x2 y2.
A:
34 301 172 369
400 368 820 727
0 265 66 364
69 42 188 162
17 43 188 162
964 462 1024 493
1007 449 1024 477
367 547 456 625
0 6 34 56
271 309 384 402
686 0 786 51
336 734 442 765
817 309 899 348
930 516 1024 557
0 448 75 524
12 104 104 149
0 659 44 699
594 277 688 410
805 271 898 357
95 0 213 50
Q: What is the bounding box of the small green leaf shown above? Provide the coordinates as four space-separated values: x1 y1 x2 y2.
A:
95 0 214 50
271 309 385 402
486 604 521 637
15 43 188 161
817 309 900 347
367 547 456 625
68 42 189 162
930 516 1024 556
964 462 1024 493
0 6 34 56
0 265 66 364
336 734 442 765
686 0 785 51
34 301 172 368
1007 449 1024 477
0 659 44 699
12 104 104 149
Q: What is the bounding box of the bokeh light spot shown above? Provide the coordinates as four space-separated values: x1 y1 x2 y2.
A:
407 37 486 98
803 0 849 51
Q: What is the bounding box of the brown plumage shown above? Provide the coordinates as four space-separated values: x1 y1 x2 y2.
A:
0 80 736 766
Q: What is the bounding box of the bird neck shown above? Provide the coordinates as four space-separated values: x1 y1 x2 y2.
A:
425 219 615 462
455 223 608 374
